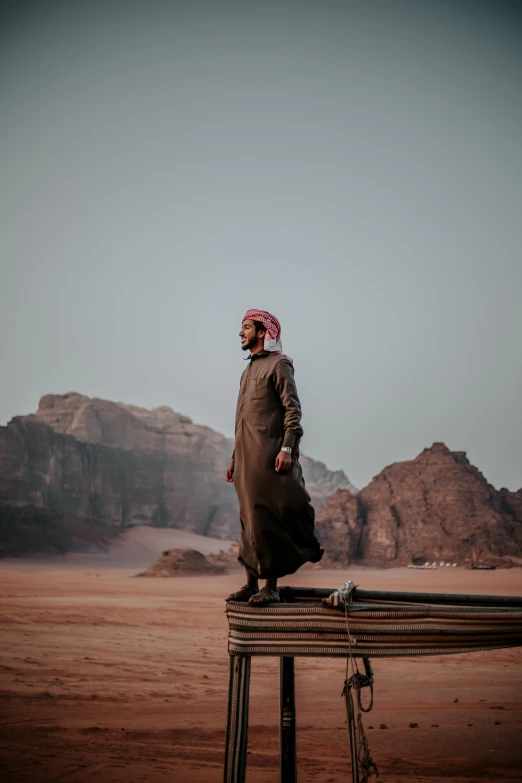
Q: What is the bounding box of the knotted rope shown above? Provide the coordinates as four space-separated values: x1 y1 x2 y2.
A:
342 585 379 782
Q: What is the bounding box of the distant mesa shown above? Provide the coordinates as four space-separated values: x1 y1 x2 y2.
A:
136 548 227 577
0 392 352 556
316 442 522 568
2 394 520 566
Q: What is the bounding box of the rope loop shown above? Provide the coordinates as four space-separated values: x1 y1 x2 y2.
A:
343 597 379 781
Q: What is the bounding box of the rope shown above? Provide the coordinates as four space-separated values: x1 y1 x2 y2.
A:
343 594 379 782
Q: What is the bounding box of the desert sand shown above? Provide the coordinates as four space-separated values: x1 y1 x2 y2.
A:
0 526 234 571
1 561 522 783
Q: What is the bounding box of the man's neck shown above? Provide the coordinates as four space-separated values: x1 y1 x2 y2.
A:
249 341 265 357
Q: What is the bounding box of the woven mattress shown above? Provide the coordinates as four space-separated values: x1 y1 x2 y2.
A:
226 600 522 658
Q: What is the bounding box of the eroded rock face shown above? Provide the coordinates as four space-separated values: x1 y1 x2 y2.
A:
300 454 357 505
0 393 352 555
317 443 522 567
315 488 365 566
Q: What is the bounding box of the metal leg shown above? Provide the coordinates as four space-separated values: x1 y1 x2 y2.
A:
280 656 297 783
224 655 251 783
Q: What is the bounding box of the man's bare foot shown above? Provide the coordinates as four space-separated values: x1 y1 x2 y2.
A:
248 587 280 606
227 584 258 602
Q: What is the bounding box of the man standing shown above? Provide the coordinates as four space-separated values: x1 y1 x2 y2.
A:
226 309 323 606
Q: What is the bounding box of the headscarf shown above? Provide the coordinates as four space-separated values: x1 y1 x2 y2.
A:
243 309 283 354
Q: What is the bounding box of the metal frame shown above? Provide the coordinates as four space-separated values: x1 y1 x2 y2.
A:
224 586 522 782
280 657 297 783
224 655 298 783
224 655 251 783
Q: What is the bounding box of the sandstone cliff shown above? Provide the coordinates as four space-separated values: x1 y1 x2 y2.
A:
317 443 522 567
0 393 352 555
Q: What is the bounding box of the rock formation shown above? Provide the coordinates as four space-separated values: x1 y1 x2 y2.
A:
317 443 522 567
300 454 357 503
136 548 227 577
0 393 352 555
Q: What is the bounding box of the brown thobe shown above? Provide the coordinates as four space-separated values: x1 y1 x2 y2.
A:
232 350 323 579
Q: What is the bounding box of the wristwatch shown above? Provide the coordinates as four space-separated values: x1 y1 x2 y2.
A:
281 446 292 454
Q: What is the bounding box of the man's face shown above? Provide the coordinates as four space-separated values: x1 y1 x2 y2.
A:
240 319 263 351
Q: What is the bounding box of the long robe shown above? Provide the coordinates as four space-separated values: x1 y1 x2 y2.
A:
232 350 323 579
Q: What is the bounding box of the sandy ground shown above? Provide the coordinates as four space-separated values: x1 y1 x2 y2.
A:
1 564 522 783
0 526 234 570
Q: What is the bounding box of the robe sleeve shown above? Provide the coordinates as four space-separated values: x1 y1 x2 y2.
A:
272 358 304 450
232 370 244 460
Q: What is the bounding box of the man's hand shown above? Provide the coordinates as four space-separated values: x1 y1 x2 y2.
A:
226 459 235 483
275 450 292 473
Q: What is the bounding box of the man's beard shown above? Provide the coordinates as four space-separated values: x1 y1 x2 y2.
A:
242 335 259 351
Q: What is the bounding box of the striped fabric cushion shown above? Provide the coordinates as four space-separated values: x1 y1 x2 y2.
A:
226 601 522 658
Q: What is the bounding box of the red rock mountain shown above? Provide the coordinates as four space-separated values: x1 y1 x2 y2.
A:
317 443 522 567
0 393 353 555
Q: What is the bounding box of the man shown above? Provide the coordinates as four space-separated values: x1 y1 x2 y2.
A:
226 309 323 606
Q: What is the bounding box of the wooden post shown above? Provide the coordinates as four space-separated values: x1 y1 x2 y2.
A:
224 655 251 783
280 656 297 783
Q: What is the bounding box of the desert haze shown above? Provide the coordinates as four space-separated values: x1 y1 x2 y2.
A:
1 553 522 783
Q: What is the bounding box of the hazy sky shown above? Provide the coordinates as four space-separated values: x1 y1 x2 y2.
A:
1 0 521 491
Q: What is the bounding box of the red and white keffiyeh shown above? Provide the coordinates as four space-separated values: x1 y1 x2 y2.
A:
243 309 283 354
